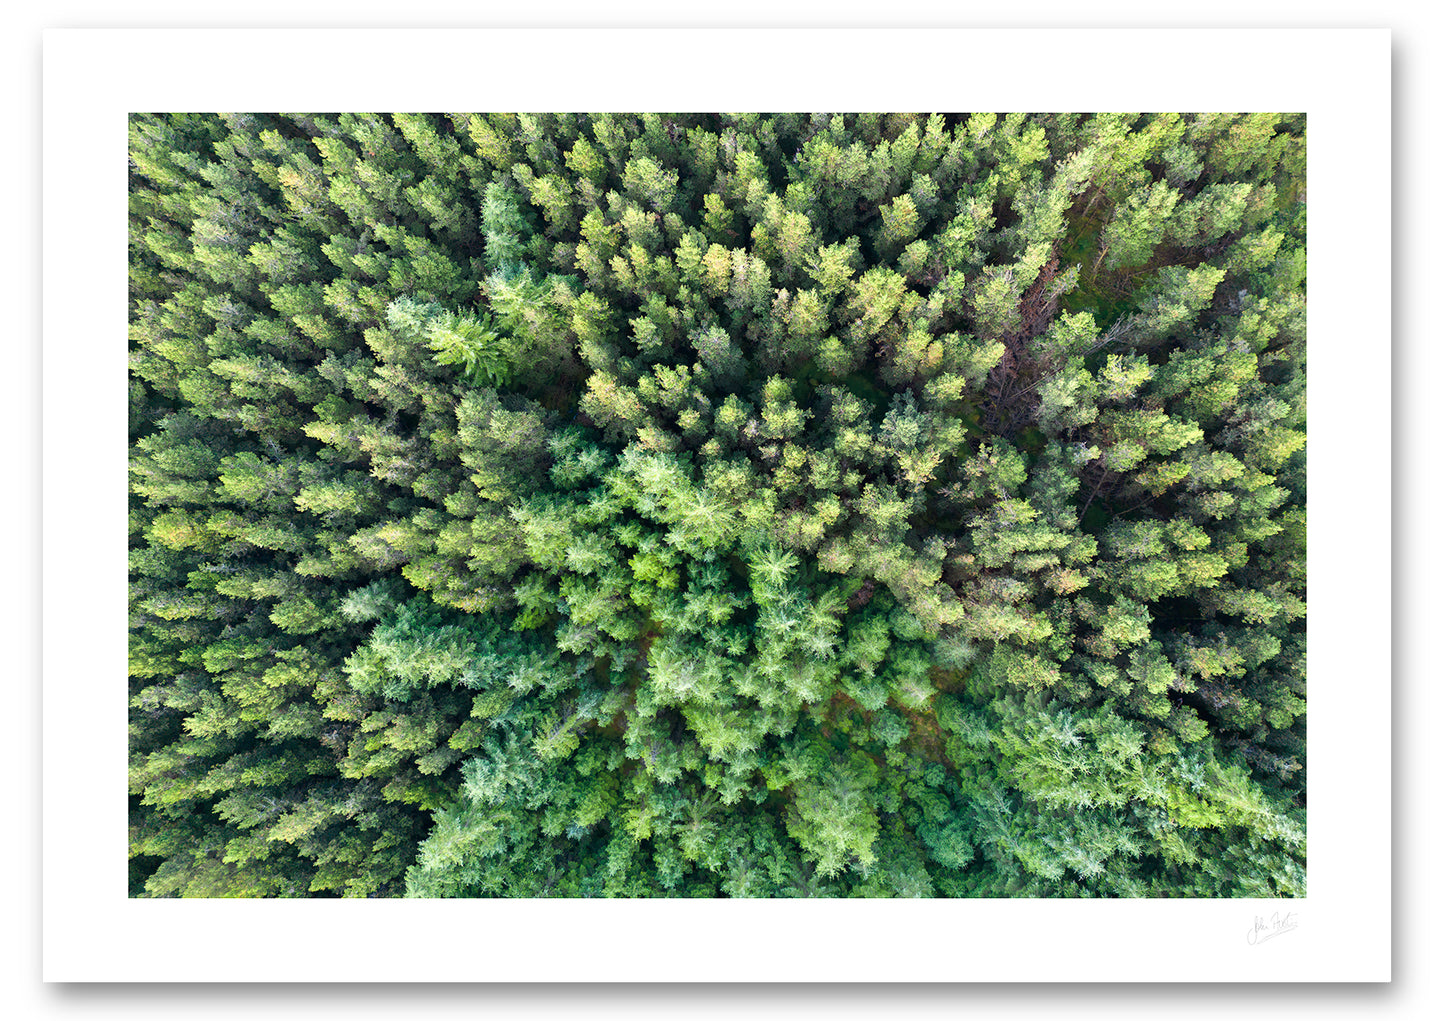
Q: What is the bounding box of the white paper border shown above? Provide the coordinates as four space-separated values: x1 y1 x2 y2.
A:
43 27 1391 983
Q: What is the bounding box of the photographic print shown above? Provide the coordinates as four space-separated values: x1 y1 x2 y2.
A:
41 27 1392 983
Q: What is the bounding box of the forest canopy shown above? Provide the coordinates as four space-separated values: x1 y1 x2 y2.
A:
128 112 1306 898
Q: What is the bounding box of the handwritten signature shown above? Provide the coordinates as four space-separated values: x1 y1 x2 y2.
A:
1246 911 1299 946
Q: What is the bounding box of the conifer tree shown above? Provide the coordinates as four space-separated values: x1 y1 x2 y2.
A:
130 111 1306 900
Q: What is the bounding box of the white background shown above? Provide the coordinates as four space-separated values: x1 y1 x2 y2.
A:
13 2 1432 1017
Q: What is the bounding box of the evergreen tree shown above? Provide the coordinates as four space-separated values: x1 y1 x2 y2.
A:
131 111 1306 900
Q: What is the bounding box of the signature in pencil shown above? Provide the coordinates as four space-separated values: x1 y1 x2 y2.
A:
1246 911 1299 946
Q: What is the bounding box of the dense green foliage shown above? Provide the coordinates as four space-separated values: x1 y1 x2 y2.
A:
129 112 1306 897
